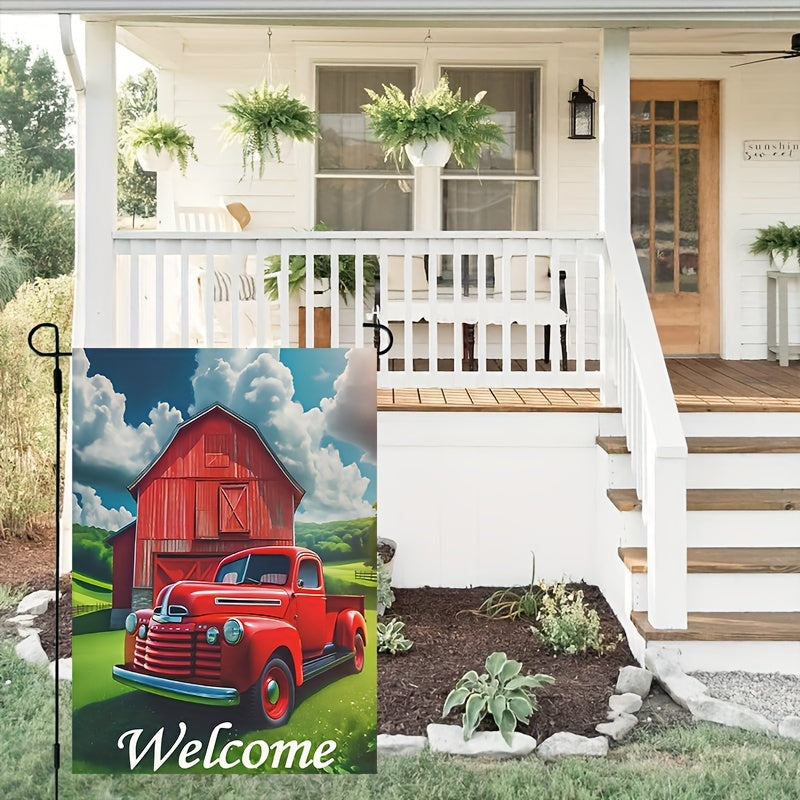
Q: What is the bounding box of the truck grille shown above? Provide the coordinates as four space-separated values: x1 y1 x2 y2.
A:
133 623 221 681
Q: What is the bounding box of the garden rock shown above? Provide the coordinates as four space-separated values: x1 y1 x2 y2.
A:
377 734 427 755
15 632 49 667
616 665 653 698
778 716 800 741
644 647 706 709
426 724 536 759
49 658 72 682
536 732 608 761
609 692 643 715
5 614 36 628
16 590 56 617
16 626 42 639
687 695 777 734
595 712 638 741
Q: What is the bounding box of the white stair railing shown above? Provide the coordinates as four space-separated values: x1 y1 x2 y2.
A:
601 230 688 630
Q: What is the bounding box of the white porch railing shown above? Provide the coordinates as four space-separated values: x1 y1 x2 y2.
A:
601 230 688 630
112 231 604 388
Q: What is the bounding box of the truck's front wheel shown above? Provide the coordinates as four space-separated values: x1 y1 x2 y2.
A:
243 656 295 728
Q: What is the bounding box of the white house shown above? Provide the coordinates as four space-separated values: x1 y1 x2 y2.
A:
9 1 800 674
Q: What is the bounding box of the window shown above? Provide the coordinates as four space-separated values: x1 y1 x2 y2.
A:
316 66 415 230
297 558 321 589
204 433 230 468
441 68 540 232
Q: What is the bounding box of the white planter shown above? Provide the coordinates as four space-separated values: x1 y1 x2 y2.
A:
404 138 452 168
254 135 294 166
300 277 332 308
135 145 174 173
771 249 800 273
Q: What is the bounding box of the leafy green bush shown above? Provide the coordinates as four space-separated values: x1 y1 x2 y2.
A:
533 581 617 655
0 275 72 536
377 560 395 615
0 239 33 307
377 617 413 654
0 158 74 279
362 76 505 168
222 82 320 177
463 553 540 620
442 652 554 746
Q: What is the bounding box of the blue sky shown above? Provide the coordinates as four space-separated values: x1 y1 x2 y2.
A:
72 348 376 530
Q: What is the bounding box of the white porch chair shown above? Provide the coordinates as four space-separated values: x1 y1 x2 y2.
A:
174 204 265 346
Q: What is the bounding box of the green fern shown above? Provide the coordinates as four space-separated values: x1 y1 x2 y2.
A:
362 76 505 168
222 82 320 178
120 113 197 175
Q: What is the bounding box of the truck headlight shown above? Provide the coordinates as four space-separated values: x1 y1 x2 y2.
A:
206 626 220 645
125 613 137 635
223 618 244 645
138 624 147 639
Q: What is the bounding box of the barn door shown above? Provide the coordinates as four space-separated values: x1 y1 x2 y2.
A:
153 555 219 596
219 483 249 534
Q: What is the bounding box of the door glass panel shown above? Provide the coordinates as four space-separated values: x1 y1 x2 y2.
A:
679 149 700 293
655 101 674 120
630 100 650 120
679 100 698 121
653 149 675 293
631 149 651 290
679 124 699 144
631 124 650 144
655 124 675 144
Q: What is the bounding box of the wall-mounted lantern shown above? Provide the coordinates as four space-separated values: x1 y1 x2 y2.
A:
568 79 596 140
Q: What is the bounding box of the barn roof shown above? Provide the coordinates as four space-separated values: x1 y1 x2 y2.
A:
126 403 305 502
105 518 136 544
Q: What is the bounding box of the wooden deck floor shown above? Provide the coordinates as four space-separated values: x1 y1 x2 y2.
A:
378 359 800 412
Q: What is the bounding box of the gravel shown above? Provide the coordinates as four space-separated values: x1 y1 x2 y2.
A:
690 672 800 724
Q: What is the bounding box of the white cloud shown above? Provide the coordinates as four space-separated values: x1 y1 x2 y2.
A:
321 348 377 464
73 483 134 531
71 349 183 488
190 350 374 522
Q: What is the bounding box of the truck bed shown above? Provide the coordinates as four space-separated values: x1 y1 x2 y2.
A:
326 593 364 616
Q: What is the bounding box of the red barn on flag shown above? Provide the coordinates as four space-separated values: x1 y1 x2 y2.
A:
107 404 304 625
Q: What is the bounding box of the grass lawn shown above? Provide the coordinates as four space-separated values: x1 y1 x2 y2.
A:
323 560 377 590
71 573 112 608
3 633 800 798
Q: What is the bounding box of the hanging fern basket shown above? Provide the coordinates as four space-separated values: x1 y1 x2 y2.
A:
772 250 800 273
404 138 452 168
136 145 176 173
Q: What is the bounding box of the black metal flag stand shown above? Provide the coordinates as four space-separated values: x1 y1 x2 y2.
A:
28 323 71 800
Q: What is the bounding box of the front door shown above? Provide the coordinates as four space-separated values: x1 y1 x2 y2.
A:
630 81 720 354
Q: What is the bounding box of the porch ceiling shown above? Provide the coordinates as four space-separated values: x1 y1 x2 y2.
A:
8 1 800 28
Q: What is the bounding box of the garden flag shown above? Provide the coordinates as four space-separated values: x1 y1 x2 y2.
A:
71 348 377 774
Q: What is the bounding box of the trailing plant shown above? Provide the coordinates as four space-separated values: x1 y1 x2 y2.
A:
461 552 540 620
749 221 800 263
222 82 319 177
120 112 197 175
362 76 505 168
377 560 395 615
263 223 378 302
532 581 618 655
377 617 413 655
442 652 554 746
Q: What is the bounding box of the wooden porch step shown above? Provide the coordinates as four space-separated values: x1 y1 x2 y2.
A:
607 488 800 512
631 610 800 641
597 435 800 455
618 546 800 574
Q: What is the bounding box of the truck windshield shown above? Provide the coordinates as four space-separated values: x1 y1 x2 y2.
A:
215 554 291 586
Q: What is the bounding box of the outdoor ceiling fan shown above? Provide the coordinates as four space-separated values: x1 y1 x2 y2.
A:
722 33 800 66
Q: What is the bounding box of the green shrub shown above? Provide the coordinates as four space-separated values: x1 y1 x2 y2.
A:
0 161 74 279
377 617 413 655
442 652 554 746
533 581 617 655
377 560 395 615
0 239 34 307
0 275 72 536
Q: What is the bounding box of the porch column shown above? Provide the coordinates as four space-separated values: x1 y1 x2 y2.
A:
81 21 117 346
598 28 630 407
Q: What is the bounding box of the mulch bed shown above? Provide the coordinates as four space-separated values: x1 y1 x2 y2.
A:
378 585 635 742
38 575 72 661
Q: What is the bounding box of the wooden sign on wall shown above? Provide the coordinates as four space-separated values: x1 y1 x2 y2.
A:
743 140 800 161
